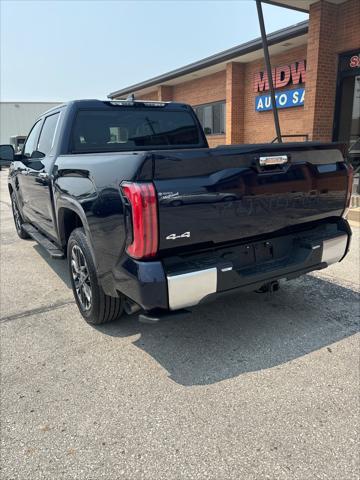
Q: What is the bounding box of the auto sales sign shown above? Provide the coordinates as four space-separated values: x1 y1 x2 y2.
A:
256 88 305 111
254 60 306 112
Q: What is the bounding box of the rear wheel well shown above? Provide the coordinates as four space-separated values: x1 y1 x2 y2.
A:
59 208 84 248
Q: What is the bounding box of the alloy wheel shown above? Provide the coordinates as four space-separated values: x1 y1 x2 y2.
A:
71 244 92 311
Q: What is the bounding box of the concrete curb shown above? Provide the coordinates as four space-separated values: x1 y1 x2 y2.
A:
350 195 360 208
347 207 360 227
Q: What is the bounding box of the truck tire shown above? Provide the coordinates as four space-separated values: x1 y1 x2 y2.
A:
11 192 30 239
67 228 124 325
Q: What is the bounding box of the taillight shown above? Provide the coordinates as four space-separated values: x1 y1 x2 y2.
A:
343 163 354 218
121 182 158 259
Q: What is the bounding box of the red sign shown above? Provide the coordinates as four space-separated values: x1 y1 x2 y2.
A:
254 60 306 93
349 55 360 68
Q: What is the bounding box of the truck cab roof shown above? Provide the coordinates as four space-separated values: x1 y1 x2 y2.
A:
41 99 191 116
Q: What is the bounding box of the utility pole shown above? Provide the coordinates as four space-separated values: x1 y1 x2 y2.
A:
256 0 282 142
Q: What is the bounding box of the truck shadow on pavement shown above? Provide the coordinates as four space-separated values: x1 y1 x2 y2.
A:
37 250 359 386
98 274 359 386
33 245 73 289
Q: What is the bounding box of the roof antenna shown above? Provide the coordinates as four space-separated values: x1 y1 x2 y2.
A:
126 93 135 101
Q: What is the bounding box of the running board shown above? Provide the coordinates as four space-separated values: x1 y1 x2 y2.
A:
22 223 64 259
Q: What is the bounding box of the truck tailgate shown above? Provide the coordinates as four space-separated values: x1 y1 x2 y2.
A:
152 143 349 252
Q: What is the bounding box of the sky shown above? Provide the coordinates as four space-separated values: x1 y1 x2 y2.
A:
0 0 308 102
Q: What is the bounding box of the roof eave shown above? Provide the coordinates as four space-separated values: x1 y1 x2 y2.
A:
261 1 309 13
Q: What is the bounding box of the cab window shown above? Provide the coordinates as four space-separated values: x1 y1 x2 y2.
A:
71 108 201 153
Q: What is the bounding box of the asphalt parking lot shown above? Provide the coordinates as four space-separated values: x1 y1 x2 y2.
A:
0 168 359 480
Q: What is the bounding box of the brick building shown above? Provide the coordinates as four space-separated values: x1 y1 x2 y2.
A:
108 0 359 158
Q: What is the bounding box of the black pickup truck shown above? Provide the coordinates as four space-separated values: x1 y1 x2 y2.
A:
1 99 353 324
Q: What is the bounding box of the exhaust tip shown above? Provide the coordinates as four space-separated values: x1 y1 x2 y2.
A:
124 298 141 315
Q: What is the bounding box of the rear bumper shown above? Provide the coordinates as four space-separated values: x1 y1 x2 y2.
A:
166 231 349 310
106 220 351 312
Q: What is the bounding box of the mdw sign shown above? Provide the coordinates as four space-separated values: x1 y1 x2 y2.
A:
255 88 305 112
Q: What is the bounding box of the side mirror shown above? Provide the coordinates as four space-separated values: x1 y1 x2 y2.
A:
31 150 45 159
0 144 15 163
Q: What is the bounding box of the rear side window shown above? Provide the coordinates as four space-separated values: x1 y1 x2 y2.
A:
37 113 60 156
71 108 201 153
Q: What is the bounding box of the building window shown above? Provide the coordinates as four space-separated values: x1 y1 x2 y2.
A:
334 51 360 168
194 101 226 135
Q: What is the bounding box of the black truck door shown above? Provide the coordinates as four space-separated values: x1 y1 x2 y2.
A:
20 112 60 241
16 119 43 216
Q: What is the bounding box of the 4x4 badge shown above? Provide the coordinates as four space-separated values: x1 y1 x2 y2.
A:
166 232 190 240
